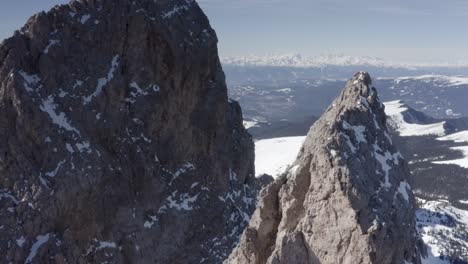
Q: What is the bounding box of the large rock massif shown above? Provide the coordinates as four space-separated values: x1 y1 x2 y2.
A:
0 0 259 263
227 72 423 264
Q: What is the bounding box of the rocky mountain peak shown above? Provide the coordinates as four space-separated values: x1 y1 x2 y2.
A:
0 1 260 263
227 72 423 264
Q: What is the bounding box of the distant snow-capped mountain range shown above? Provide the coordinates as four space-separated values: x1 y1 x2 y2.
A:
221 53 468 68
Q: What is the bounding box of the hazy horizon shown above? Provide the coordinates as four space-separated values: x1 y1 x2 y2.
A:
2 0 468 64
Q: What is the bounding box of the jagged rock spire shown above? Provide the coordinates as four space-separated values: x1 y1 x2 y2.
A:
226 72 422 264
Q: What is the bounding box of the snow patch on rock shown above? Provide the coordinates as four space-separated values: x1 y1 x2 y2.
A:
40 96 81 135
25 233 50 263
80 14 91 24
18 70 42 93
83 55 119 104
44 39 60 54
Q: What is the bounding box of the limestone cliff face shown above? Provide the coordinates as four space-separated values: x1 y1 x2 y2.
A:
0 0 258 263
226 72 422 264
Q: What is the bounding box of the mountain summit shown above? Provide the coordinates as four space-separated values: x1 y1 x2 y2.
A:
227 72 423 264
0 0 259 263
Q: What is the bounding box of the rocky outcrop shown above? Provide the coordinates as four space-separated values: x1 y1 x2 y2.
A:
0 0 259 263
226 72 422 264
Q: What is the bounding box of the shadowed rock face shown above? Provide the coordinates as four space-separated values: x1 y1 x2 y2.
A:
0 0 259 263
226 72 423 264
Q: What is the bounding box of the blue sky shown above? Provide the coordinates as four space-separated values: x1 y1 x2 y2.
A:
2 0 468 64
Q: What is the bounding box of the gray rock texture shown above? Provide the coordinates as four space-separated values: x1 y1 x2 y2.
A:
0 0 260 263
226 72 423 264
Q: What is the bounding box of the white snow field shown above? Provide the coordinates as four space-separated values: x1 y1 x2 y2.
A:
384 100 446 137
434 130 468 168
254 136 305 177
394 75 468 87
243 120 258 129
432 146 468 169
437 130 468 144
417 199 468 264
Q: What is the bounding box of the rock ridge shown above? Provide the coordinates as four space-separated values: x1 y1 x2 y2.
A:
0 0 260 263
